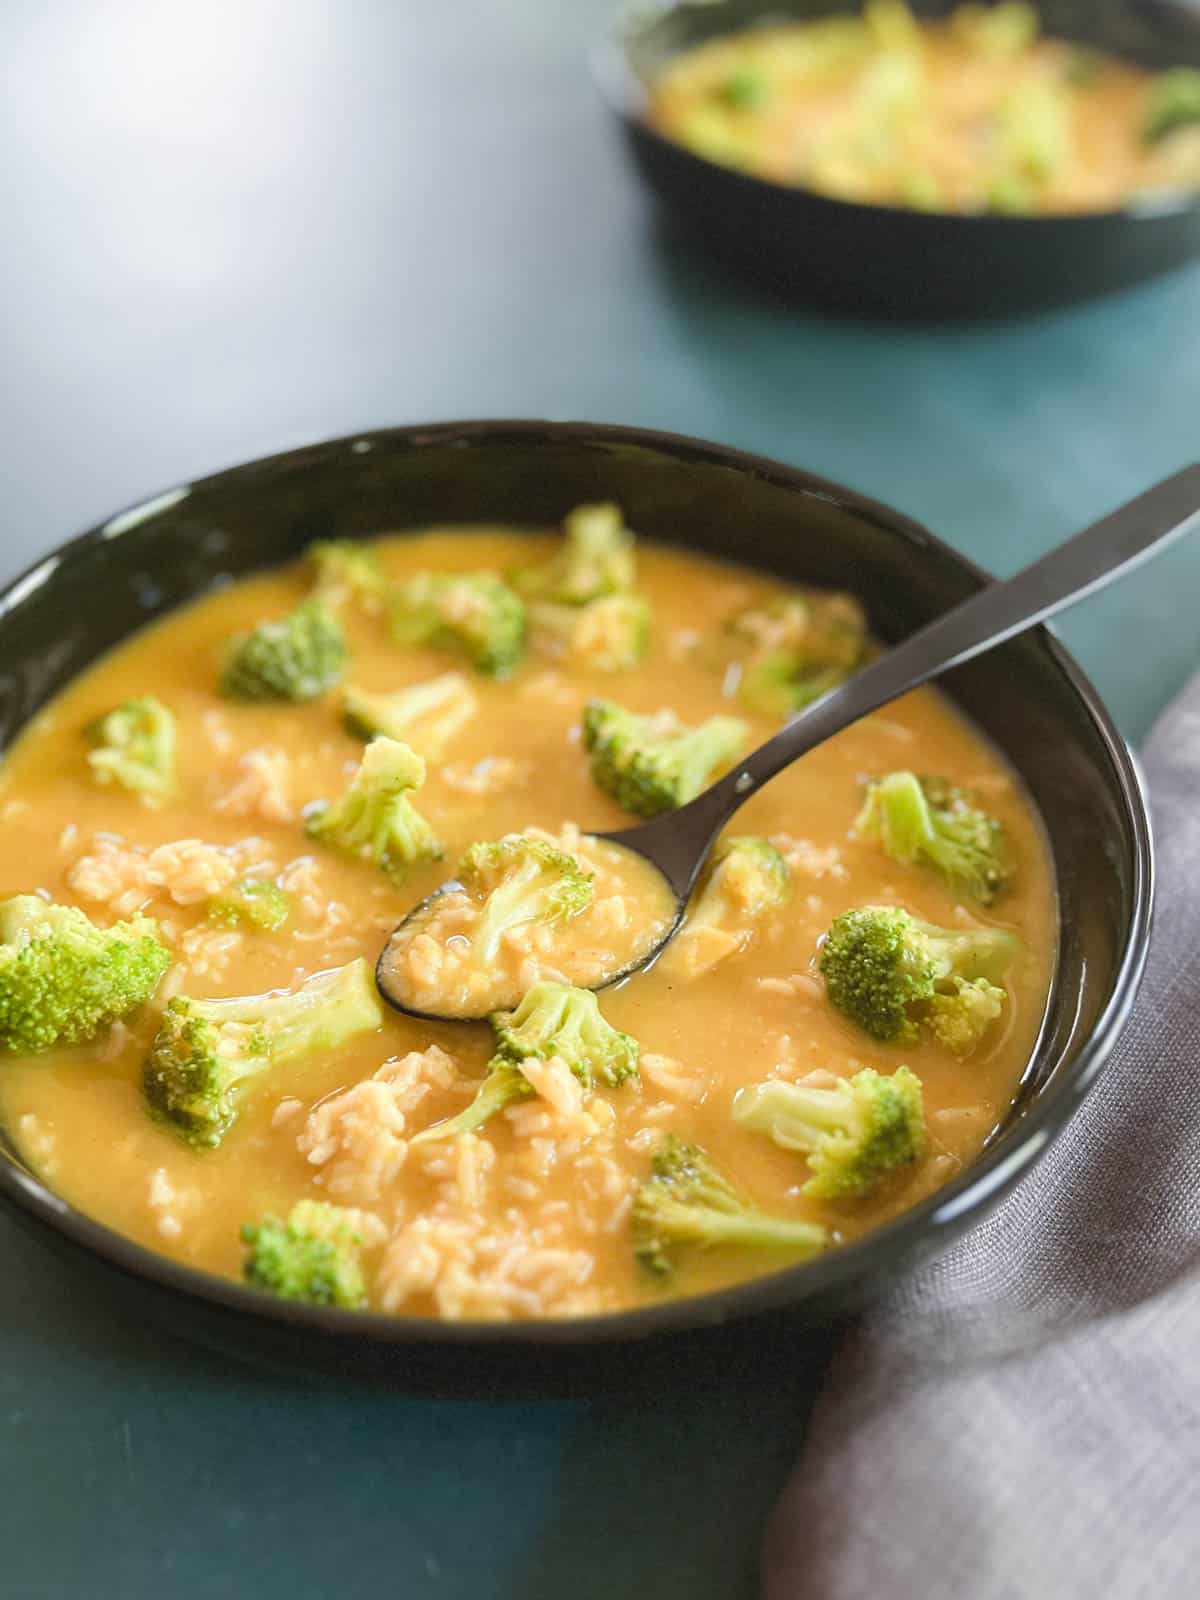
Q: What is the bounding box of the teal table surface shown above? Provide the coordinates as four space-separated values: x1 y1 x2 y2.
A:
1 3 1197 1596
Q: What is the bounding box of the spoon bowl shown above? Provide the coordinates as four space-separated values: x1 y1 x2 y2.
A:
376 467 1200 1023
375 834 686 1021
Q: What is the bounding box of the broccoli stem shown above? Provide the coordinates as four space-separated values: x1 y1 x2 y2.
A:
410 1061 534 1144
474 859 555 967
655 1207 830 1255
738 1081 847 1152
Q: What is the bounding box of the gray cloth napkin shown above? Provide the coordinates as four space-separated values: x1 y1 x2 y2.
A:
764 675 1200 1600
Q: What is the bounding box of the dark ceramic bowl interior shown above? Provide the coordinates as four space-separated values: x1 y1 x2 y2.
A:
597 0 1200 317
0 422 1150 1394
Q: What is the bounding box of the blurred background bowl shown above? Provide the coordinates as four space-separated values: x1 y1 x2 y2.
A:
0 421 1152 1392
597 0 1200 317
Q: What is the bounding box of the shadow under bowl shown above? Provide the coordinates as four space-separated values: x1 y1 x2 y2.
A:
596 0 1200 318
0 420 1151 1394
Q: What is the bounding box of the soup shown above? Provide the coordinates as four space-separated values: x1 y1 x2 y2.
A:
0 512 1056 1320
650 1 1200 215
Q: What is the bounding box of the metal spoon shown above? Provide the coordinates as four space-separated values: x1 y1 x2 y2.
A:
378 466 1200 1020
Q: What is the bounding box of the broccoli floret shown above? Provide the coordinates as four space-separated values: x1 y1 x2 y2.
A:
414 980 638 1144
739 655 854 719
390 571 526 678
1144 67 1200 144
582 699 747 818
662 836 791 978
818 905 1017 1054
85 696 177 803
306 736 442 880
632 1136 829 1279
342 672 478 755
727 590 870 718
306 538 387 605
985 171 1039 214
927 978 1007 1055
143 957 382 1149
457 834 595 968
805 45 924 200
220 600 347 703
529 594 651 673
728 589 867 660
951 2 1038 56
895 167 946 212
996 79 1070 186
704 836 790 916
864 0 919 52
855 771 1010 905
733 1066 926 1200
493 980 639 1087
673 104 755 170
715 68 770 110
242 1199 369 1307
208 876 290 932
512 503 636 605
778 15 871 72
0 896 170 1054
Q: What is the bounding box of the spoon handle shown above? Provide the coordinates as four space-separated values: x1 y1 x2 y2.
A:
673 465 1200 872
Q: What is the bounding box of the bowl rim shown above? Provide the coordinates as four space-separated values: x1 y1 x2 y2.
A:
593 0 1200 227
0 417 1154 1350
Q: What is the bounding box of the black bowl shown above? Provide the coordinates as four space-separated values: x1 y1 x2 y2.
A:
0 421 1151 1394
596 0 1200 317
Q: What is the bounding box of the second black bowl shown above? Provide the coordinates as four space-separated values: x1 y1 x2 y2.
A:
597 0 1200 317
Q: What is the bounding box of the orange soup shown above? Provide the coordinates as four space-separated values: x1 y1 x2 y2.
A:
0 513 1056 1320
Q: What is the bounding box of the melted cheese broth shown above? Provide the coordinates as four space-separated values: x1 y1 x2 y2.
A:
0 530 1057 1318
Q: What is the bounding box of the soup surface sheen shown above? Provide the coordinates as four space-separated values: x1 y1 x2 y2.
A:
0 528 1056 1320
650 3 1200 215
